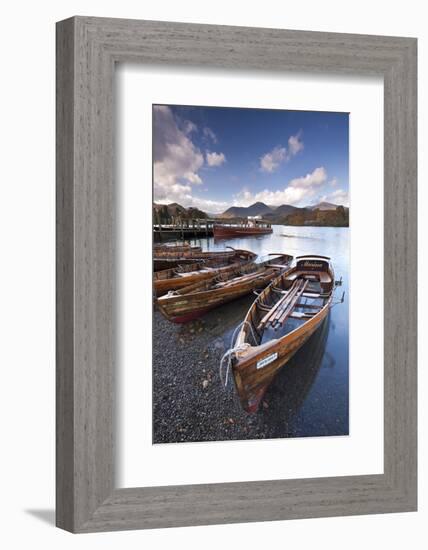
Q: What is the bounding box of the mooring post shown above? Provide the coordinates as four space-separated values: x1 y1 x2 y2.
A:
155 208 162 242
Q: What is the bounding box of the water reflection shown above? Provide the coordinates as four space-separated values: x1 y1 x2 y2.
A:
261 316 331 436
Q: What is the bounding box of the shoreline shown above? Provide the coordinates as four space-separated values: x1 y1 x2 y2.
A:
153 302 348 444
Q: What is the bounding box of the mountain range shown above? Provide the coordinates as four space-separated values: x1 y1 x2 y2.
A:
220 201 343 219
153 200 349 227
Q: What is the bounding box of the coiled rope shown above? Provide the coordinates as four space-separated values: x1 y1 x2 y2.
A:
219 320 258 388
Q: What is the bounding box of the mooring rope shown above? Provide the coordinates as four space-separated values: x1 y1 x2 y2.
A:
219 320 258 388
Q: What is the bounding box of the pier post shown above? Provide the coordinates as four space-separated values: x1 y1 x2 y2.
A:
155 208 162 242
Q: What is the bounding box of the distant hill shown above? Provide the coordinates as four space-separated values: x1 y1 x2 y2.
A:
220 200 349 226
263 206 305 224
153 203 207 222
285 205 349 227
186 207 208 219
153 202 187 218
221 201 348 220
309 201 343 211
221 202 311 224
221 202 273 218
273 204 301 216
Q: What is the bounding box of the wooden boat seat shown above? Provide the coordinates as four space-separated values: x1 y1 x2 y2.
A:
271 286 286 294
319 272 331 283
269 263 287 269
289 311 316 319
176 271 200 277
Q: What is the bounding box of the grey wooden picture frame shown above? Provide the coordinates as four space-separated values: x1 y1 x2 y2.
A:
56 16 417 533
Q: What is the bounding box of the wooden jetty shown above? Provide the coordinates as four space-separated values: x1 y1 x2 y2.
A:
154 218 216 241
154 217 273 242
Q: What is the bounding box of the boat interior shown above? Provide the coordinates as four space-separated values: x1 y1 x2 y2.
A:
154 254 249 281
244 256 334 345
160 255 292 298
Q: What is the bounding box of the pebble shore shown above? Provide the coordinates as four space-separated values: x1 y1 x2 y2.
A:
152 295 339 444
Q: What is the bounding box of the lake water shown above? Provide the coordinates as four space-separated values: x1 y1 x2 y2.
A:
153 226 349 443
182 224 349 437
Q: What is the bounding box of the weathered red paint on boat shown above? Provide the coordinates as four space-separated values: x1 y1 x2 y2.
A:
165 307 212 324
213 224 273 238
245 387 268 413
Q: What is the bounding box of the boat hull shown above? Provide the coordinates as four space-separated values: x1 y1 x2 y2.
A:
154 257 200 271
158 305 214 324
233 297 331 412
154 250 237 272
157 281 261 323
154 269 218 296
156 255 292 323
213 225 273 238
153 249 257 295
154 244 202 253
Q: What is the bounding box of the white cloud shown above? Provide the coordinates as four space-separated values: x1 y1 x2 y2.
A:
260 132 304 172
153 107 230 212
260 146 287 173
191 197 229 213
287 133 304 156
206 151 226 167
156 191 229 214
153 105 204 203
234 167 328 207
288 166 327 189
319 188 349 206
329 177 338 186
185 172 202 184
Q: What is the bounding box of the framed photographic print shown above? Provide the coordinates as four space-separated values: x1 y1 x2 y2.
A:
56 17 417 532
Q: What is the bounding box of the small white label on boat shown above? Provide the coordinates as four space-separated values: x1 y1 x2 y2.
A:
256 352 278 369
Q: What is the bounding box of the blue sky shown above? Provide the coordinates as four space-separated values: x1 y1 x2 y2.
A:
153 104 349 214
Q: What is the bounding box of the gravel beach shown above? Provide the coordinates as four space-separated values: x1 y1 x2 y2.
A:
152 295 346 444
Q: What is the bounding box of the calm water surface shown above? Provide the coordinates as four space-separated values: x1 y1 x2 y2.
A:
169 225 349 437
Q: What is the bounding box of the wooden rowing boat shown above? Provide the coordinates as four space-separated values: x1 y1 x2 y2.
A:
225 255 341 412
153 248 256 272
154 250 257 297
156 254 293 323
154 244 202 255
154 257 203 271
154 243 202 254
213 223 273 238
